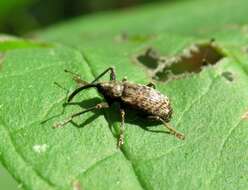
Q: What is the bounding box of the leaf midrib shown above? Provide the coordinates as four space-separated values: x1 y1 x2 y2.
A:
80 50 148 190
0 118 57 190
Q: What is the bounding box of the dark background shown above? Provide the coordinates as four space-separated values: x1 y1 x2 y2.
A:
0 0 182 35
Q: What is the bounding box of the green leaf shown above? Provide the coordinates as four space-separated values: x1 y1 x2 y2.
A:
0 0 33 18
0 162 23 190
0 35 52 51
1 0 248 190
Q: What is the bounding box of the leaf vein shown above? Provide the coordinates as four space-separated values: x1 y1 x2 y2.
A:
80 51 147 190
75 152 119 177
0 118 58 189
0 63 63 80
207 120 242 187
175 75 218 128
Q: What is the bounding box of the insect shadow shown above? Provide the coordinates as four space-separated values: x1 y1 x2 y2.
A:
67 97 170 135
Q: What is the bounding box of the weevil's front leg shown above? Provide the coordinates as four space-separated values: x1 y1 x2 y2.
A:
72 180 81 190
53 102 109 128
147 82 156 89
64 69 89 86
91 67 116 83
147 116 185 140
117 108 126 148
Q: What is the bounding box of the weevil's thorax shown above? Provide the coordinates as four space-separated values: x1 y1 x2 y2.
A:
97 81 124 99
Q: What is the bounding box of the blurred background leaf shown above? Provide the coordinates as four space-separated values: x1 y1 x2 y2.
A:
0 0 183 35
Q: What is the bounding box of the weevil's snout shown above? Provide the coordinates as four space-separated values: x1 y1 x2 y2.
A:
98 82 124 98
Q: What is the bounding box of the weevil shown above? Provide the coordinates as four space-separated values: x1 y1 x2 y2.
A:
54 67 185 147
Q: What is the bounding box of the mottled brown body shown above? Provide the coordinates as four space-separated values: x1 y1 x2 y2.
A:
122 82 172 122
98 81 172 122
55 67 184 148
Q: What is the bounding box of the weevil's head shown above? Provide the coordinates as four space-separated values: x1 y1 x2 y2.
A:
97 81 124 99
67 81 124 103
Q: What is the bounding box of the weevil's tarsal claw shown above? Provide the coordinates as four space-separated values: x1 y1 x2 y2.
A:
53 117 72 128
161 121 185 140
175 132 185 140
53 103 109 129
168 128 185 140
53 123 62 128
117 108 126 148
117 134 124 148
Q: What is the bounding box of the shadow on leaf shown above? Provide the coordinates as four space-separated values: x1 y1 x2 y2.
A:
67 98 171 136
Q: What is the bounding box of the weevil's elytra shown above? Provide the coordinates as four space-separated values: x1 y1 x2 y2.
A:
54 67 185 148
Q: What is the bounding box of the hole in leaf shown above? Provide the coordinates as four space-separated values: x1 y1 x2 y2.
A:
154 40 225 81
136 47 160 69
221 71 234 82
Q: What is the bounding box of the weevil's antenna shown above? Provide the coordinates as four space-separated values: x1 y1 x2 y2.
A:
64 69 89 86
54 82 70 94
64 69 81 78
68 84 97 102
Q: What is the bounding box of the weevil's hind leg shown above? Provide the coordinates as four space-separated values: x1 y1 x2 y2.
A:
147 82 156 89
91 67 116 83
117 108 126 148
53 102 109 128
64 69 89 86
163 121 185 140
147 116 185 140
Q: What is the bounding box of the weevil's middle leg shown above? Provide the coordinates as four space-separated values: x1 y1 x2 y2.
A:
117 108 126 148
91 67 116 83
53 102 109 128
147 116 185 140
